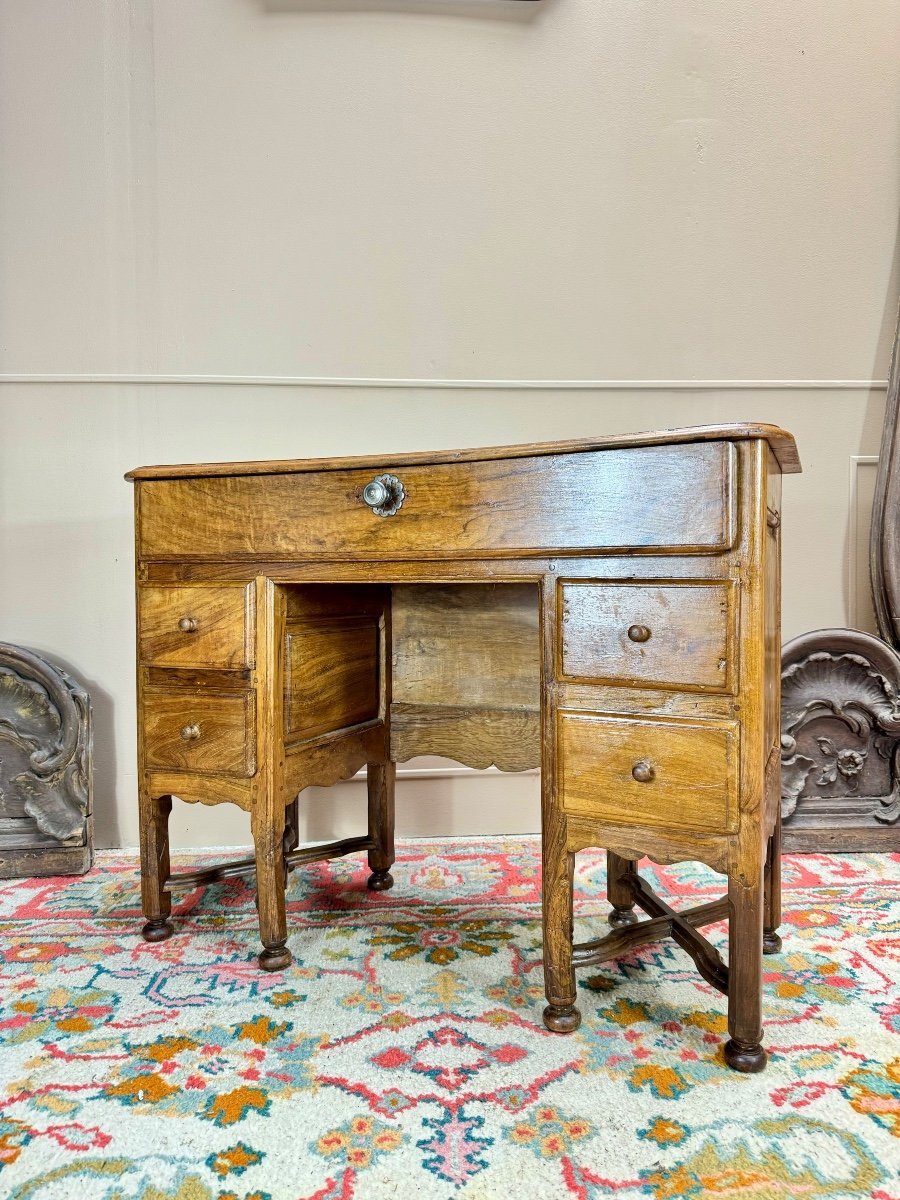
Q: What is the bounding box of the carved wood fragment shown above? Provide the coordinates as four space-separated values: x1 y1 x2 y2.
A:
0 643 92 877
781 630 900 849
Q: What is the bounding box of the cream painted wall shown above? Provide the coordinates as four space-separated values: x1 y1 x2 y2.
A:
0 1 898 849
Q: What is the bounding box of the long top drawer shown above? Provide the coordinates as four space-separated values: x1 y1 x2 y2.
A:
135 442 736 561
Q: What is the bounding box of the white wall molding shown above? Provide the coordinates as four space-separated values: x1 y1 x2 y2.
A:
848 455 880 633
0 374 888 390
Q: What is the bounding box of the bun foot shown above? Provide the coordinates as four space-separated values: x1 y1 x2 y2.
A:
367 870 394 892
543 1003 582 1034
608 906 639 929
258 943 292 972
724 1038 767 1073
763 929 782 955
142 918 173 943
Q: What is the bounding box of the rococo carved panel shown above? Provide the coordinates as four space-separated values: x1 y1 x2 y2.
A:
0 643 92 877
781 630 900 850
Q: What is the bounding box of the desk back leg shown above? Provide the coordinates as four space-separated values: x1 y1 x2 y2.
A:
367 761 396 891
763 810 783 955
284 797 300 857
607 850 640 928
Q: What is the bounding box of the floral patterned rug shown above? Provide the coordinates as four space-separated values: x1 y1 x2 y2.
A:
0 838 898 1200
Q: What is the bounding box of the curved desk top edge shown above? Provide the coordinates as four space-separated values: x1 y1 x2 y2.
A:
125 422 801 481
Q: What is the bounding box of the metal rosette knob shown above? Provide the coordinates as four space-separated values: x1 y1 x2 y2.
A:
361 473 406 517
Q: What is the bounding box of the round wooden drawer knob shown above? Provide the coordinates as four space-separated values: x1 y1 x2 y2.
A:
178 616 198 633
180 724 201 741
631 760 655 783
627 624 652 643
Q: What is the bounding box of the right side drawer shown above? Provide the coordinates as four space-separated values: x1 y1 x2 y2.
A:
559 709 738 834
559 580 735 692
138 583 253 670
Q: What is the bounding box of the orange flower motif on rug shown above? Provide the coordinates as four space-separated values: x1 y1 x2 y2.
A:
507 1106 592 1158
316 1116 404 1169
368 911 515 965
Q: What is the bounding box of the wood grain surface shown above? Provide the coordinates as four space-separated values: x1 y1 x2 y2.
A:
284 617 379 742
558 710 738 834
559 580 734 691
392 584 539 710
126 422 800 479
390 702 540 772
135 443 736 561
143 689 255 776
139 583 252 669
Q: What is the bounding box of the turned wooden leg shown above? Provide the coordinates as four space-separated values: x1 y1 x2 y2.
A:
724 863 767 1072
367 761 396 892
252 807 291 971
763 811 783 955
542 835 581 1034
607 850 639 929
139 792 173 943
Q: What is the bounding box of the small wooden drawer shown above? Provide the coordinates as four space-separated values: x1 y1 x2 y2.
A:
559 710 737 834
136 441 735 561
143 690 256 776
138 584 253 669
559 581 734 691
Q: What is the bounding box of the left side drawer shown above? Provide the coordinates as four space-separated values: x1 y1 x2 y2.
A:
143 690 256 776
138 584 253 669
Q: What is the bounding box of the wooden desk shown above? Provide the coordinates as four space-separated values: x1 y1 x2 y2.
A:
127 423 800 1073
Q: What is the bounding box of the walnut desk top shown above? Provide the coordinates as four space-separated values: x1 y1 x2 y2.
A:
129 423 799 1072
